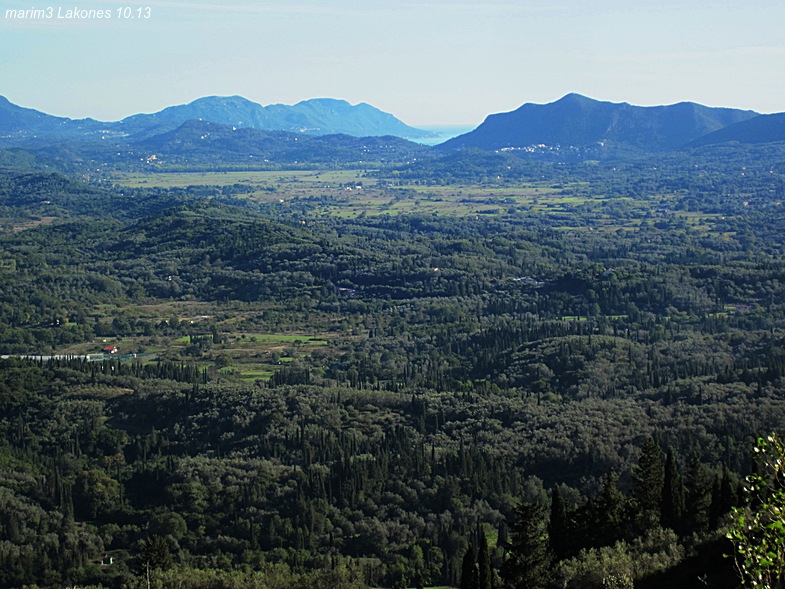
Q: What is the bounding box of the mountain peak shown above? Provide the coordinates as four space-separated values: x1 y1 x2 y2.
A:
440 95 759 152
188 95 258 107
557 92 594 103
295 98 352 108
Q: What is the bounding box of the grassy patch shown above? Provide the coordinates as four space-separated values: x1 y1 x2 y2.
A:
237 369 274 382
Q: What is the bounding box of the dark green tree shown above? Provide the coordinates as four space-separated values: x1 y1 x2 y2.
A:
585 472 627 548
549 485 569 560
710 465 737 528
478 529 493 589
500 502 552 589
661 446 685 532
138 535 172 573
460 544 478 589
631 436 664 526
684 457 712 535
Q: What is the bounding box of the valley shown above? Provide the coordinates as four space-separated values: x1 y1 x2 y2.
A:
0 94 785 589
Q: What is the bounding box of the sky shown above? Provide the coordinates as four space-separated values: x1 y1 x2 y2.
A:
1 0 784 126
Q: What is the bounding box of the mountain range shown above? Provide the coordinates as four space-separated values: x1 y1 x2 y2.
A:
0 95 434 142
117 96 435 139
439 93 763 152
2 94 785 171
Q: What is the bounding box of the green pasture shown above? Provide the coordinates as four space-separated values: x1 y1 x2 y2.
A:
109 170 721 234
236 369 275 382
243 334 327 345
111 169 368 189
109 169 738 240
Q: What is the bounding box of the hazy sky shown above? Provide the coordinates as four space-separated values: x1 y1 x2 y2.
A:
2 0 784 126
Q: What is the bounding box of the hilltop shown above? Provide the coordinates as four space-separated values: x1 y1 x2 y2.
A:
438 93 759 152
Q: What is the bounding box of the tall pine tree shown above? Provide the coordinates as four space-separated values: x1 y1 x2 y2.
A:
685 456 712 534
661 446 685 532
500 502 552 589
586 471 627 548
631 436 664 526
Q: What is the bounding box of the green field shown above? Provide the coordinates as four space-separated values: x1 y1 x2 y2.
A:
111 170 689 225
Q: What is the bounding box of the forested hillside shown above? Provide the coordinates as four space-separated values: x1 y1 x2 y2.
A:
1 142 785 588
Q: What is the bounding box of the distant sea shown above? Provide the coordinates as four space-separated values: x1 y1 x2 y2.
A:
411 125 477 146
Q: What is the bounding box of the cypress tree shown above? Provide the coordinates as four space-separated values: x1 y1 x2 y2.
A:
587 471 627 548
685 456 712 534
478 529 492 589
460 544 478 589
632 436 664 525
661 446 685 532
500 502 552 589
710 466 736 528
549 485 569 560
498 520 509 548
